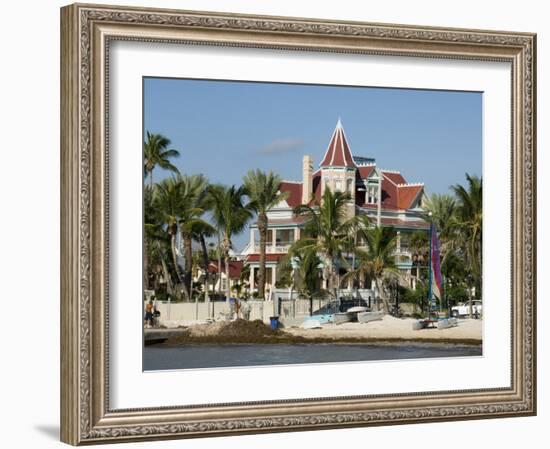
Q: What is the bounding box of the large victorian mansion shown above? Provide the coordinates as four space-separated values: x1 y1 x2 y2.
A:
242 119 430 294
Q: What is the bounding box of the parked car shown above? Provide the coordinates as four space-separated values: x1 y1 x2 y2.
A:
451 300 482 318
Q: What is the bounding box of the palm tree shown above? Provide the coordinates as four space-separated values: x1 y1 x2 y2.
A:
292 187 354 298
143 184 155 289
143 131 180 188
407 230 429 297
296 249 325 298
420 193 458 310
353 216 399 312
155 174 211 301
452 174 482 317
243 169 289 300
422 193 457 242
176 174 212 301
190 217 216 316
154 176 185 298
144 183 174 294
209 184 253 302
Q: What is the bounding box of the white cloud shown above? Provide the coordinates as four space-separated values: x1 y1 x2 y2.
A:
258 138 304 155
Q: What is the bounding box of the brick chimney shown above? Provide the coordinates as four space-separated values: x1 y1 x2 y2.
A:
302 155 313 204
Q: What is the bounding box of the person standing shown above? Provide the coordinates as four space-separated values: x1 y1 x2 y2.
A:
144 301 154 328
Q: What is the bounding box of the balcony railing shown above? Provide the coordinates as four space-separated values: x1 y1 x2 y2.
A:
249 243 412 264
252 244 291 254
393 250 412 265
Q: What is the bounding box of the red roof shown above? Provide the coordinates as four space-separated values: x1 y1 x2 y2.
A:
379 217 430 230
280 170 423 212
357 165 375 179
319 120 357 168
279 181 302 208
208 260 243 279
381 175 399 209
397 185 423 209
383 171 407 185
245 254 286 263
277 123 424 213
252 216 309 226
279 172 322 208
312 171 322 205
355 171 423 210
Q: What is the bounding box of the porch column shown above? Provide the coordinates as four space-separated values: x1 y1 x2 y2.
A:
249 266 255 292
272 228 277 249
272 266 277 286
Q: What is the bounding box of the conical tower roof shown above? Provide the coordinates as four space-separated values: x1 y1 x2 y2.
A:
319 119 357 168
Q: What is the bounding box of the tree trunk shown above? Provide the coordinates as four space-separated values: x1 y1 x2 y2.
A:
170 231 186 301
143 236 149 290
225 254 231 305
144 176 152 291
374 277 390 312
199 233 210 317
328 259 336 299
381 289 391 313
181 230 193 301
217 233 222 299
351 249 356 290
257 212 268 300
475 237 482 302
160 257 173 297
373 278 379 311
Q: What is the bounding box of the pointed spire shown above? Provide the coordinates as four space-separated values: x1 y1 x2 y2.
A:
319 118 357 168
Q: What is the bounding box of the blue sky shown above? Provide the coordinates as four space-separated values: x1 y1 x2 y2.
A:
144 77 482 248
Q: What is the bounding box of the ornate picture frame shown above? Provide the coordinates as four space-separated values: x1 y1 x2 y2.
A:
60 3 536 445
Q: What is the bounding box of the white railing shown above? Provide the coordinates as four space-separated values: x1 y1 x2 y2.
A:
247 243 411 262
251 244 291 254
393 250 412 264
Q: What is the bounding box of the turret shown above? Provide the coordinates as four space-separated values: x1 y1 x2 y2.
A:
319 119 357 216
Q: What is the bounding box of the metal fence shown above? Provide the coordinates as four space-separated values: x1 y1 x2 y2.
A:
272 288 375 318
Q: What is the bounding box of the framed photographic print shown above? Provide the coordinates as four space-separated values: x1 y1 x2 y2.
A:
60 3 537 445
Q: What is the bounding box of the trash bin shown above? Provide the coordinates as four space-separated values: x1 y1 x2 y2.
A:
269 316 279 330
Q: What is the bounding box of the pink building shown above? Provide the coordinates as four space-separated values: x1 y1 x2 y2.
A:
243 120 429 293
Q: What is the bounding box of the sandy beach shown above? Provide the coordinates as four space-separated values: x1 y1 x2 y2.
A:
285 315 482 343
154 315 482 346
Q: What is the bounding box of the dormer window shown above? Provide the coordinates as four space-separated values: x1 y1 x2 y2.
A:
367 184 378 204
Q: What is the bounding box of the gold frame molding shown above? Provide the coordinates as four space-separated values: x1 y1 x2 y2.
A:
60 3 537 445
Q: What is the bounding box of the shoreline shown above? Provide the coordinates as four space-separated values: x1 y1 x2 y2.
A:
162 335 482 346
154 315 482 347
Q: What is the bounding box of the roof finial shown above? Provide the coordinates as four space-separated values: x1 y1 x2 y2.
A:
336 117 343 129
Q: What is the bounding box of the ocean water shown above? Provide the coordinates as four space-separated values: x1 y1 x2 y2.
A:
143 342 482 371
